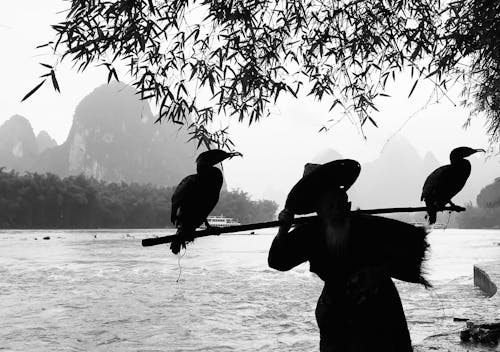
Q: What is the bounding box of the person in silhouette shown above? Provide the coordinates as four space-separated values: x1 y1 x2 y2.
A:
268 160 429 352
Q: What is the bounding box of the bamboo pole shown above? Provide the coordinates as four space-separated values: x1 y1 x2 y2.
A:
141 205 465 247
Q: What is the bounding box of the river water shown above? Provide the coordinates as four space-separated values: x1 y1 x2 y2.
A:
1 228 499 351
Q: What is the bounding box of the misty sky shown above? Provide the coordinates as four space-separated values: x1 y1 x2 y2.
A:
0 1 496 205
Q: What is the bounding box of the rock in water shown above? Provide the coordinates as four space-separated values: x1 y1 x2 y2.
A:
460 321 500 345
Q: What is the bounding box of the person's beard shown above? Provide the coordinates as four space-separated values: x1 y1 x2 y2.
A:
323 215 350 258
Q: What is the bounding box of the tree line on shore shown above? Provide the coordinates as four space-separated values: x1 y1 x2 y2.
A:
454 204 500 229
0 169 278 229
454 177 500 229
1 167 497 229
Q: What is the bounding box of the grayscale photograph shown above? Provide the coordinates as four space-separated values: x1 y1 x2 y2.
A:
0 1 499 351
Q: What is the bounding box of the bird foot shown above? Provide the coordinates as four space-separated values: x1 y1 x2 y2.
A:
170 228 196 254
170 240 186 255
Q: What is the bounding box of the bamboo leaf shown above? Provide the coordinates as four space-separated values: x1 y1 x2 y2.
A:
208 74 215 94
368 116 378 127
36 42 53 49
425 69 439 79
50 70 60 92
147 0 155 14
21 80 46 102
329 99 341 111
408 79 419 98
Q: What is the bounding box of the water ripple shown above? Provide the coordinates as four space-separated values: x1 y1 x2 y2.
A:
0 229 499 351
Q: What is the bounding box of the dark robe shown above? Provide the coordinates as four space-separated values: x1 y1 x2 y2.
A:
268 214 429 352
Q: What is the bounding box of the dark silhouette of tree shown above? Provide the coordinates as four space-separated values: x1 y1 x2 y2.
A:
254 199 280 222
0 169 277 229
454 178 500 228
440 1 500 144
212 188 280 224
455 203 500 229
27 0 500 146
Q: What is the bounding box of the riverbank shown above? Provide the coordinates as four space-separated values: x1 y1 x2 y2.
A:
415 261 500 351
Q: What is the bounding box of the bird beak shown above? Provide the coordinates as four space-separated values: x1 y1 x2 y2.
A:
228 151 243 159
474 148 486 153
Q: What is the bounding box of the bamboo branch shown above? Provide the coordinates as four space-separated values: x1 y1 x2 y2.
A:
141 205 465 247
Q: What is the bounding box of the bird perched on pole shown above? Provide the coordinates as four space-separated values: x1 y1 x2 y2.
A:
421 146 485 224
170 149 242 254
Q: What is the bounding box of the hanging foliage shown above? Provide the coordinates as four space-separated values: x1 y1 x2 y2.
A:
28 0 500 146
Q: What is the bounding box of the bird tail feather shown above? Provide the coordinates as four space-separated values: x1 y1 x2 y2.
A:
427 209 437 225
170 227 196 254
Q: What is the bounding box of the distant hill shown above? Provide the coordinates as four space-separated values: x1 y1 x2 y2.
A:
308 138 499 225
36 83 201 186
1 83 205 187
0 115 58 167
301 137 442 212
349 136 440 210
0 114 40 172
36 131 57 153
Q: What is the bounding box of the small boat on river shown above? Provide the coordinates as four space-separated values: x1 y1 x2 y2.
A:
198 215 241 229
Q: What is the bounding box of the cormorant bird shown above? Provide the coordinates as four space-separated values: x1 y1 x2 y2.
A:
421 146 485 224
170 149 242 253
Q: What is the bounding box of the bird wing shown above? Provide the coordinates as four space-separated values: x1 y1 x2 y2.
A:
443 162 471 201
421 165 449 203
190 169 223 226
421 162 471 206
171 174 199 226
171 168 224 229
